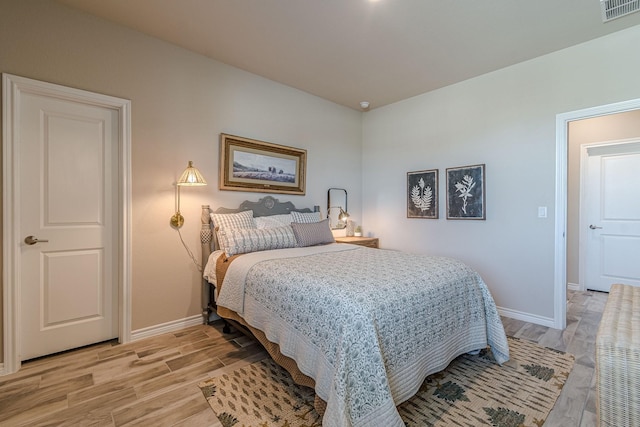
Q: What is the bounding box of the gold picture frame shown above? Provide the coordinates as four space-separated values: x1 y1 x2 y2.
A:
219 134 306 195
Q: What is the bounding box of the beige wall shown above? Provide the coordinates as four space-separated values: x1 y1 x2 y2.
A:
1 0 363 362
362 25 640 322
567 111 640 286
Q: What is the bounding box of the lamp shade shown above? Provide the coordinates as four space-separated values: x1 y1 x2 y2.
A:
338 207 350 221
177 161 207 186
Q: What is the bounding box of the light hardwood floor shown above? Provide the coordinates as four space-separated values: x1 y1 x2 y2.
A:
0 290 606 426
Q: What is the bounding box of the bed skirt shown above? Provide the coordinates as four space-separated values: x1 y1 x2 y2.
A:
217 306 328 415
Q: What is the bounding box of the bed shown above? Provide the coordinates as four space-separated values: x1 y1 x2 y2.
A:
200 196 509 427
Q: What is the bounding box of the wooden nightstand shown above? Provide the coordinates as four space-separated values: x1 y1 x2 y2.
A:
335 236 379 248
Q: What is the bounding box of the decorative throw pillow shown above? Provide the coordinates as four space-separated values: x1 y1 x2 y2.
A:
254 214 293 229
291 211 322 223
217 226 297 256
210 210 256 231
291 219 335 247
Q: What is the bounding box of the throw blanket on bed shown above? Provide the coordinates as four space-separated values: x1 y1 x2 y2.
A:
215 245 509 427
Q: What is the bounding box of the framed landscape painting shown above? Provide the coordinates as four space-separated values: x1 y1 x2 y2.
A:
446 164 485 220
219 134 306 195
407 169 438 219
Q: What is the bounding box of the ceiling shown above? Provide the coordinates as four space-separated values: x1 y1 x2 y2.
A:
56 0 640 110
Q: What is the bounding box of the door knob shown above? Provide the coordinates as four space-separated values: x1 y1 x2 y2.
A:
24 235 49 245
589 224 603 230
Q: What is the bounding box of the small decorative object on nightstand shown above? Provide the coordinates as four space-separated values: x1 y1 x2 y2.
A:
346 219 355 237
335 236 379 248
354 225 362 237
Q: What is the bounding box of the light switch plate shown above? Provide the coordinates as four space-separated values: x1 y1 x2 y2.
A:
538 206 547 218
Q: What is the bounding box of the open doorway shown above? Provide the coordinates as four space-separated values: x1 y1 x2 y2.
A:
568 113 640 292
555 99 640 330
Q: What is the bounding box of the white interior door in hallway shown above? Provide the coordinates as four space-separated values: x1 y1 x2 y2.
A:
583 141 640 292
3 74 125 362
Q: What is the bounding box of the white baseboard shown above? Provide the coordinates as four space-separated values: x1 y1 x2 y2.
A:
567 282 582 291
497 306 556 328
129 307 559 342
131 315 204 342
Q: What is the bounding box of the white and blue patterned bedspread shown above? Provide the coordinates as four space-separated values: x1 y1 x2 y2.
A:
215 244 509 427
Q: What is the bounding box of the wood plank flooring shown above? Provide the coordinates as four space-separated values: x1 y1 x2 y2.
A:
0 290 606 426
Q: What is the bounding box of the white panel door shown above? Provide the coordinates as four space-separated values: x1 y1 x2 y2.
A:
18 88 118 360
584 143 640 292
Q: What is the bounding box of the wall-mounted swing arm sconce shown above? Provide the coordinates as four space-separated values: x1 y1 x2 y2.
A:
327 187 349 229
170 161 207 228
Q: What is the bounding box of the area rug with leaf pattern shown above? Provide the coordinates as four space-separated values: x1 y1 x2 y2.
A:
198 337 574 427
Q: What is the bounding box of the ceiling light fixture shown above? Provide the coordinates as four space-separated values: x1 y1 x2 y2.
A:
359 101 370 110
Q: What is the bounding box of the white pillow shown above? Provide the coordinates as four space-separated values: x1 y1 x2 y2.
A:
217 226 297 256
254 214 293 229
291 211 322 224
210 210 256 231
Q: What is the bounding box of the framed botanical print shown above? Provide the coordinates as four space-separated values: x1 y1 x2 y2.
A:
446 164 485 220
407 169 438 219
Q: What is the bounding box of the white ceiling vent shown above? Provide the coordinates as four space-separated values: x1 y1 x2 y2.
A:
601 0 640 22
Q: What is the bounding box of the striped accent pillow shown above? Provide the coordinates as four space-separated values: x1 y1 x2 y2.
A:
291 211 322 224
291 219 335 247
210 210 256 231
217 226 297 256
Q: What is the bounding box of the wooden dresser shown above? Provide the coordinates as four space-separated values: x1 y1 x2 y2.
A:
335 236 379 248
